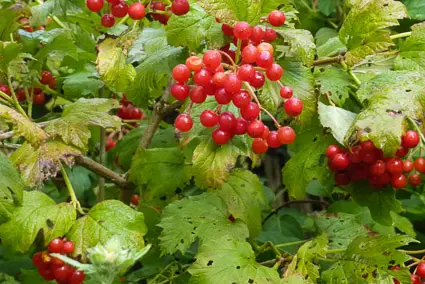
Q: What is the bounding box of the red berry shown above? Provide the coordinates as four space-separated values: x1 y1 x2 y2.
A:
48 238 64 253
411 274 421 284
266 64 283 81
193 68 212 86
370 160 386 176
417 263 425 278
252 138 268 154
386 158 403 175
174 113 193 132
262 125 270 139
172 64 191 83
101 14 115 28
32 252 43 267
250 71 265 88
218 112 236 132
200 110 218 127
86 0 104 12
53 264 73 283
250 26 264 43
111 2 129 18
326 145 341 159
360 141 376 152
69 270 86 284
186 56 203 72
222 24 234 36
247 120 265 138
415 157 425 173
131 194 140 206
234 118 248 135
332 153 350 170
0 85 11 96
256 51 274 68
403 160 414 172
277 126 295 144
238 64 255 82
33 93 45 105
233 22 252 40
402 130 420 149
284 98 303 117
38 267 55 281
50 257 65 269
335 172 350 186
108 0 121 4
267 131 281 148
241 45 258 64
361 150 377 164
268 10 286 26
214 88 232 104
395 146 409 158
106 139 117 151
232 90 251 108
190 86 207 103
408 174 422 187
391 174 406 189
16 88 26 101
224 74 242 94
171 0 190 15
212 129 231 145
240 102 260 121
40 71 53 85
203 50 222 70
128 3 146 20
171 83 190 100
63 241 75 254
264 28 277 42
348 146 362 163
212 72 227 88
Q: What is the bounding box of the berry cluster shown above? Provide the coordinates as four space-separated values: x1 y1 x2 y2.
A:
19 17 46 33
410 263 425 284
32 238 85 284
86 0 189 28
326 130 423 189
171 11 303 153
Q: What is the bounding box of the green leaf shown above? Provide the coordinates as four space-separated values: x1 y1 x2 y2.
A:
166 3 226 50
322 235 415 284
67 200 147 260
314 66 356 106
258 78 281 116
126 27 187 107
62 64 103 99
33 32 77 63
318 0 340 16
45 99 120 152
257 215 304 253
282 121 336 200
316 28 338 47
280 275 310 284
394 22 425 72
402 0 425 20
349 185 403 226
390 212 416 238
188 236 280 283
339 0 407 65
0 191 76 253
158 192 249 255
0 42 21 73
96 38 136 93
0 153 24 223
215 169 267 237
129 147 192 204
318 103 356 144
198 0 285 25
352 52 397 83
0 4 25 41
30 0 83 27
276 28 316 66
10 141 81 186
314 212 369 249
0 104 47 147
345 71 425 156
317 37 347 58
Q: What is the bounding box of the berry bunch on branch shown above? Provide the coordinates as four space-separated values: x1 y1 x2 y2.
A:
171 11 303 153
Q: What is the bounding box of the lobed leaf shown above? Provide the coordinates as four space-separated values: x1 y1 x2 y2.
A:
314 67 356 106
394 22 425 72
318 103 356 145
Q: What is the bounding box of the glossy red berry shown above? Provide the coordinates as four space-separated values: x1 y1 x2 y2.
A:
203 50 222 70
247 120 265 138
172 64 191 83
408 174 422 187
111 2 129 18
256 51 274 68
250 26 264 43
48 77 56 89
171 83 190 100
240 102 260 121
284 98 303 117
267 131 281 148
16 88 26 101
63 241 75 254
403 160 414 172
370 160 386 176
391 174 406 189
128 3 146 20
131 194 140 206
411 274 421 284
174 113 193 132
250 71 265 88
33 93 45 105
252 138 268 154
232 90 251 108
332 153 350 170
268 10 286 26
212 72 227 88
69 270 86 284
266 64 283 81
348 146 362 163
241 45 258 63
335 172 350 186
277 126 295 144
101 14 115 28
233 22 252 40
415 157 425 173
234 118 248 135
215 88 232 104
194 68 212 86
218 112 236 132
401 130 420 149
262 125 270 139
386 158 403 175
86 0 104 12
326 145 341 159
238 64 255 82
171 0 190 15
224 74 242 94
0 85 11 96
416 263 425 278
32 252 43 267
264 28 277 42
222 24 234 36
48 238 64 253
38 267 55 281
186 56 203 72
395 146 409 158
50 257 65 269
200 110 218 127
53 264 73 283
190 86 207 103
105 139 117 151
40 71 53 85
212 129 232 145
360 141 376 152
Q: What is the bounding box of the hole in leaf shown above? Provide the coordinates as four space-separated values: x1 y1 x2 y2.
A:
180 239 184 243
46 219 54 229
207 260 213 266
248 279 254 283
236 266 240 269
160 196 167 201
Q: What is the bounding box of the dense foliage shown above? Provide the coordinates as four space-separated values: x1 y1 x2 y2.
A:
2 0 425 283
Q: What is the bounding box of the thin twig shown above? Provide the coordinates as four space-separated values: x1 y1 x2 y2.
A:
313 55 344 66
262 200 330 224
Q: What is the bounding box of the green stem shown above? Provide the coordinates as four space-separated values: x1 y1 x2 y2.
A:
98 128 105 202
348 69 361 86
407 116 425 142
52 16 68 30
275 239 310 248
118 15 129 25
254 241 281 257
24 88 33 118
60 162 85 215
316 256 338 262
7 76 28 118
235 39 242 64
0 97 11 106
402 248 425 255
0 91 13 103
390 32 412 40
327 248 346 254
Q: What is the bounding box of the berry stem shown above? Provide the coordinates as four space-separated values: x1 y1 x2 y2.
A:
52 16 69 30
313 55 343 66
340 60 361 86
407 116 425 143
390 32 412 40
235 39 242 64
0 90 13 104
274 239 310 248
218 50 236 67
24 88 33 118
60 162 85 215
402 248 425 255
148 10 169 15
0 97 11 106
7 75 28 118
118 14 130 25
252 241 281 257
261 106 281 128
